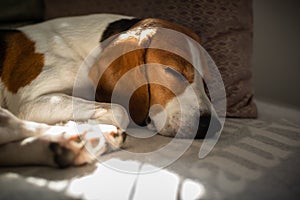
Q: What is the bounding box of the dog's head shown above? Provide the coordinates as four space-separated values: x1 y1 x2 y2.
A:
90 18 222 138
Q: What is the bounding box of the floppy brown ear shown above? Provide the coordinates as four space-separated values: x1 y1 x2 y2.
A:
89 30 151 125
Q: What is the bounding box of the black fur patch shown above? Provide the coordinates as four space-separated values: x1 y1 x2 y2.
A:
100 18 141 42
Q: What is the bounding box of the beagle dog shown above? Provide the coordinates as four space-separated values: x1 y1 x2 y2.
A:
0 14 221 167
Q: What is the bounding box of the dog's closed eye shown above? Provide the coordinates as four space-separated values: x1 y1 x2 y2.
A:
164 67 185 81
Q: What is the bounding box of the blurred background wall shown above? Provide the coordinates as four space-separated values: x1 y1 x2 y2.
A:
253 0 300 109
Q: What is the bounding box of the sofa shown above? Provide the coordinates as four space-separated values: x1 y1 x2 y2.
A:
0 0 299 199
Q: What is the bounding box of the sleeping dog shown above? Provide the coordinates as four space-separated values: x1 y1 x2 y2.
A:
0 14 221 167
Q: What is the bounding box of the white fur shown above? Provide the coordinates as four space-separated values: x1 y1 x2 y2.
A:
149 82 210 138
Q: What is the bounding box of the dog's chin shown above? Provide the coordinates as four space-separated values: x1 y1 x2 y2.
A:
148 114 201 139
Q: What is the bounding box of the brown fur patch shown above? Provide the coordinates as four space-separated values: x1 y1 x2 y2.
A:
1 30 44 93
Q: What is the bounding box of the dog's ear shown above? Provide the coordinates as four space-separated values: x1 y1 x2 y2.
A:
90 25 153 126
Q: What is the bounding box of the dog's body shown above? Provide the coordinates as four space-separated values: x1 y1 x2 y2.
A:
0 14 221 167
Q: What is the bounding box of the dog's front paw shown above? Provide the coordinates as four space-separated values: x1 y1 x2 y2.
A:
44 122 126 168
46 132 94 168
49 142 83 168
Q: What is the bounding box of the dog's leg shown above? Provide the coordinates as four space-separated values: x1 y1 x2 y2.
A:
0 107 48 145
0 107 125 167
16 93 129 130
0 93 129 167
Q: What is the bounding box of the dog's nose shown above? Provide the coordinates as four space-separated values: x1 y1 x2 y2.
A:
196 114 222 139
